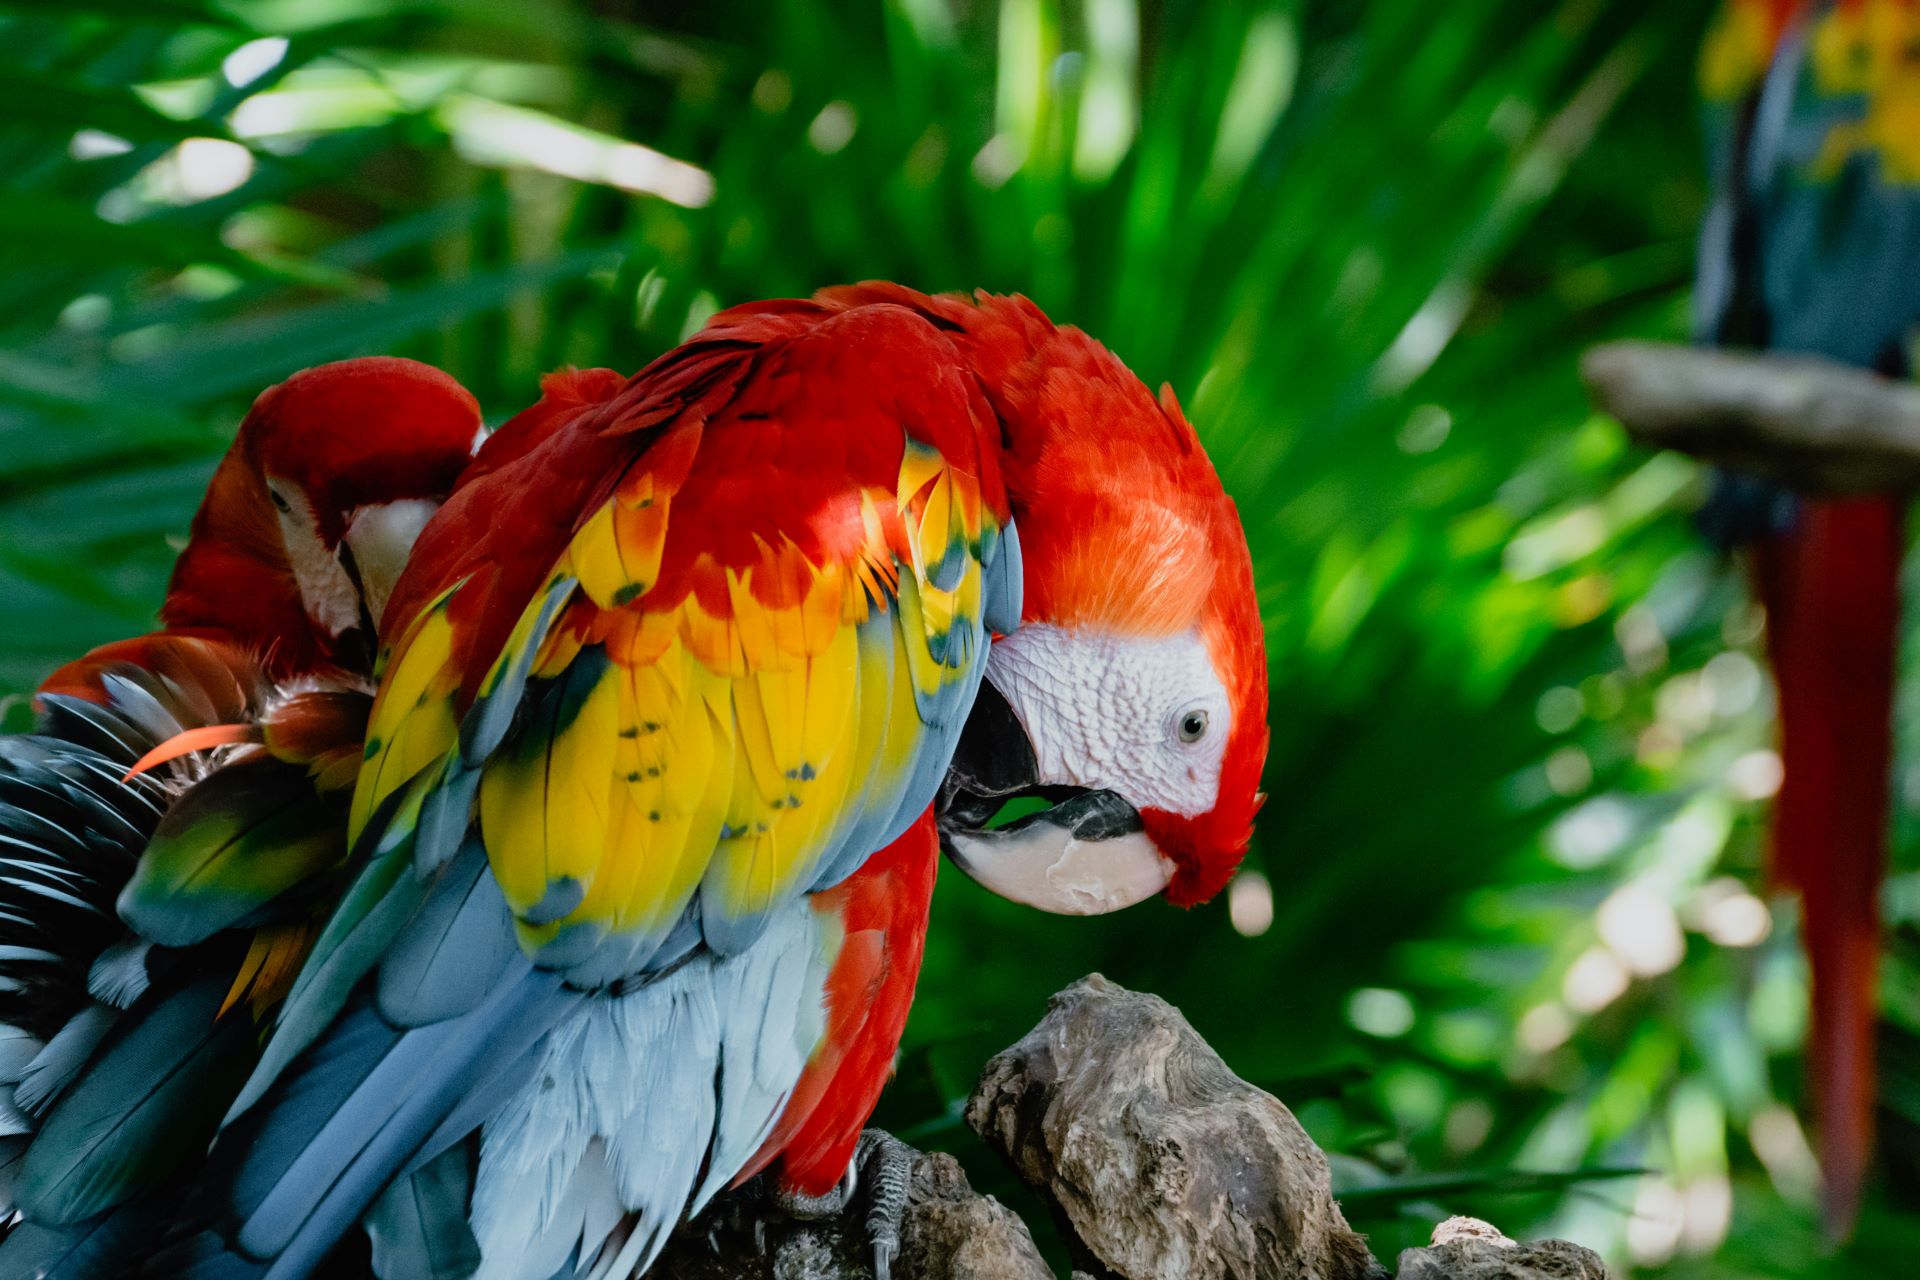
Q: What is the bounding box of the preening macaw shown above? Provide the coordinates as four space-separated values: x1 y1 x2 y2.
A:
39 358 483 701
0 358 482 1270
1698 0 1920 1234
0 285 1268 1280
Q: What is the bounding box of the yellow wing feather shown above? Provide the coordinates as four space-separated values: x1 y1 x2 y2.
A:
356 439 1002 968
351 584 462 837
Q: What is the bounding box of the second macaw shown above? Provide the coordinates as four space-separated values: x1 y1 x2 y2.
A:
1699 0 1920 1233
39 357 482 702
0 358 483 1273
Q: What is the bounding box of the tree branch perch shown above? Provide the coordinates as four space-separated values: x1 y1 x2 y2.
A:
1581 340 1920 492
660 975 1611 1279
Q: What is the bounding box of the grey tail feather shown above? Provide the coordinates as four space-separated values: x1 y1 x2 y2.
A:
0 1197 153 1280
88 941 153 1010
374 838 518 1028
403 1025 548 1183
15 1003 116 1117
205 966 568 1280
363 1138 481 1280
144 1229 269 1280
0 738 155 1044
0 669 212 1049
14 962 259 1230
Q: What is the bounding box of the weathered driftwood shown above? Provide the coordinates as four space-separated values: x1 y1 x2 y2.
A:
965 974 1384 1280
667 976 1607 1280
1581 339 1920 492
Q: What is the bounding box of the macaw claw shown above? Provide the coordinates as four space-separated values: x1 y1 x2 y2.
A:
772 1129 914 1280
860 1130 912 1280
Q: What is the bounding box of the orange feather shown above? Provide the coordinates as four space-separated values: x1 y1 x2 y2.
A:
120 722 262 783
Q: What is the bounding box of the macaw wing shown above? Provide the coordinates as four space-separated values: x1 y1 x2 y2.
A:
478 449 1005 973
351 329 1021 986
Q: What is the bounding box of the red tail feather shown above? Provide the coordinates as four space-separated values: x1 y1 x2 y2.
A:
1755 496 1900 1237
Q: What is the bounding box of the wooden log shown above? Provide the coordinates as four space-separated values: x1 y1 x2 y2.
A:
1395 1218 1607 1280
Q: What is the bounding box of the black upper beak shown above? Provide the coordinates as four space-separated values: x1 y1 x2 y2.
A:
937 679 1145 842
938 681 1040 827
332 538 377 672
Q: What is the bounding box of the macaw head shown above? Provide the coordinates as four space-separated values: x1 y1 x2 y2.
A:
193 357 482 662
884 288 1269 913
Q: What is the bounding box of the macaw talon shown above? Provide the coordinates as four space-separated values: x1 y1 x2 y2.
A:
772 1129 913 1280
857 1129 913 1280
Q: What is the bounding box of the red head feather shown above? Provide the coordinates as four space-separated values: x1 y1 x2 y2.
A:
160 356 481 678
817 284 1270 905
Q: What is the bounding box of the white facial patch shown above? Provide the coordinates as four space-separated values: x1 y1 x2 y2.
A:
344 498 439 628
268 478 359 639
985 624 1231 818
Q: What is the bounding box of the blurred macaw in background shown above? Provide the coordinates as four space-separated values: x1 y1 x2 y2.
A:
0 285 1269 1280
1697 0 1920 1236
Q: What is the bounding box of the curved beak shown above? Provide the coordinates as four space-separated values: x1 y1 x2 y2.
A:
942 798 1173 915
340 498 439 632
937 681 1174 915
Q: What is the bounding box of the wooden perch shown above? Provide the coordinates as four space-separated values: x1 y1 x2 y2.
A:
662 976 1610 1280
1581 340 1920 492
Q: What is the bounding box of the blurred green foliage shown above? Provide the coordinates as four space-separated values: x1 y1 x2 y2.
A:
2 0 1918 1273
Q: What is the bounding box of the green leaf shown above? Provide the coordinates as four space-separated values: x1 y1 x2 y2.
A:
0 198 244 268
0 67 222 142
1333 1165 1646 1205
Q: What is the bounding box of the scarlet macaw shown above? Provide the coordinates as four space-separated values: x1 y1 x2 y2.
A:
1697 0 1920 1234
0 286 1267 1280
39 357 483 701
263 284 1261 1280
0 358 483 1270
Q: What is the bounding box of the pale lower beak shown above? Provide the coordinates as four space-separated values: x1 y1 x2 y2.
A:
943 807 1174 915
342 498 439 631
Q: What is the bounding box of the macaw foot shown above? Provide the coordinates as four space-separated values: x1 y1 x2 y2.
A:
771 1129 914 1280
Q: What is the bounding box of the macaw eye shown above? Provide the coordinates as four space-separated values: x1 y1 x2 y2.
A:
268 486 292 514
1177 708 1209 743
